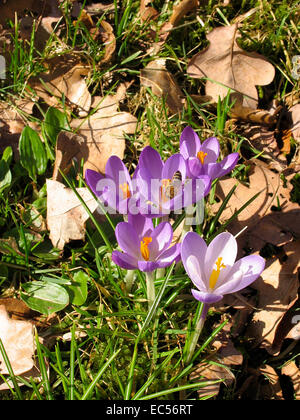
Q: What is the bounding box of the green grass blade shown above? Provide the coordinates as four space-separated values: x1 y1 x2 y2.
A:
0 338 23 400
81 348 121 400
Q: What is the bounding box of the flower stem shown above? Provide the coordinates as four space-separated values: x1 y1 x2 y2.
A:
185 303 209 364
145 271 155 309
124 270 135 293
181 204 194 241
156 267 165 279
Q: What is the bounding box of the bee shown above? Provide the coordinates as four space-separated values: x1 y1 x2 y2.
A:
161 171 182 201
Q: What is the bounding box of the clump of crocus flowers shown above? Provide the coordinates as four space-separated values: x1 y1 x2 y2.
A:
85 126 265 363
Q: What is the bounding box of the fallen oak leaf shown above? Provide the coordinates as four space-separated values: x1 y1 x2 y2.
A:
85 1 115 15
187 23 275 109
0 305 34 376
235 122 288 172
237 363 284 400
190 358 235 399
46 179 99 249
0 0 45 27
147 0 199 55
140 0 159 22
70 84 137 174
0 298 38 321
281 361 300 400
140 59 185 114
210 160 300 254
52 130 86 182
28 54 91 117
168 0 199 27
96 20 116 65
211 318 243 367
230 98 277 126
289 103 300 142
246 240 300 355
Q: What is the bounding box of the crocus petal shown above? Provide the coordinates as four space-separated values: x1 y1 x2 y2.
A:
182 232 207 289
200 137 220 163
157 243 181 266
138 146 163 181
180 126 201 159
162 153 187 181
148 222 173 259
204 162 223 180
128 213 154 238
185 255 207 291
136 172 162 217
217 254 265 295
85 169 105 197
191 289 223 304
115 222 141 259
111 251 138 270
216 153 239 178
214 269 244 296
204 232 237 285
105 155 132 187
187 157 202 178
138 260 160 272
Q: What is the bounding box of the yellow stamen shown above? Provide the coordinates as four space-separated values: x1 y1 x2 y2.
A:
119 183 131 200
197 151 208 165
209 257 226 290
140 237 152 261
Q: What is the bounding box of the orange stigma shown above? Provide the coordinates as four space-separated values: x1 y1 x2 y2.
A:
197 151 208 165
140 237 152 261
119 183 131 200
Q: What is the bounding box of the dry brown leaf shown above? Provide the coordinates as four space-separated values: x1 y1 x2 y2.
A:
281 361 300 400
70 84 137 174
237 365 284 400
46 179 99 249
147 0 199 55
230 100 277 126
0 298 37 321
85 1 115 15
0 99 35 134
29 55 91 117
140 59 185 114
140 0 159 22
0 0 45 27
211 160 300 253
190 358 235 398
248 365 284 400
20 0 63 51
20 17 54 52
0 362 46 391
289 103 300 142
187 23 275 109
73 8 94 30
259 365 284 400
246 240 300 354
212 320 243 366
96 20 116 65
237 123 288 172
52 130 85 182
0 98 37 157
0 305 34 375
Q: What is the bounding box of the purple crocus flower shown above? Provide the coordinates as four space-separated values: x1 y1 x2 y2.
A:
111 213 181 272
136 146 211 217
85 156 140 215
180 126 239 180
181 231 265 304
